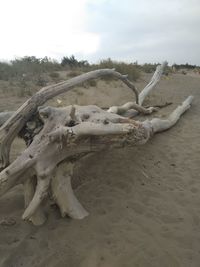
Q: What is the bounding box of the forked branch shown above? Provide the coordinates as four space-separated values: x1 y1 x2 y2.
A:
108 61 167 115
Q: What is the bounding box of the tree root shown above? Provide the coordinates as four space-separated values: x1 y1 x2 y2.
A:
23 176 46 225
51 162 89 219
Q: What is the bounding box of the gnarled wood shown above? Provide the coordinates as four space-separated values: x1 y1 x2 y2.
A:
0 96 193 224
51 162 89 219
0 69 139 169
108 61 167 115
150 96 193 133
0 64 194 225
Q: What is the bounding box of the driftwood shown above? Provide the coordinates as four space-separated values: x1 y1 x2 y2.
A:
0 69 139 170
0 62 193 225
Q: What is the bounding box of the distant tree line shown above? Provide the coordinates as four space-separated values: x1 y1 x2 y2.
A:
172 63 198 70
61 55 89 68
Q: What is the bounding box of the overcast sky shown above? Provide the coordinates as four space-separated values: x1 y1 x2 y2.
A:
0 0 199 65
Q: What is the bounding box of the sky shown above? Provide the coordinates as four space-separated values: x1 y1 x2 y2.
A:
0 0 200 65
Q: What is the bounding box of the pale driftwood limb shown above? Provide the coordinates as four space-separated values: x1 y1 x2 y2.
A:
24 177 46 225
107 102 158 115
122 102 172 118
22 176 50 220
0 69 139 169
107 61 167 116
51 162 89 219
150 96 193 133
139 61 167 105
145 102 172 109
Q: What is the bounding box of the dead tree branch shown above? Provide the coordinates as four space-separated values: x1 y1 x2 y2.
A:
108 61 167 115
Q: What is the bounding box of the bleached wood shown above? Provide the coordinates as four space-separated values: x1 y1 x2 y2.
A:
0 69 139 169
51 162 89 219
139 61 167 105
0 96 193 199
107 102 158 115
24 177 46 225
50 122 136 139
107 62 167 115
150 96 193 133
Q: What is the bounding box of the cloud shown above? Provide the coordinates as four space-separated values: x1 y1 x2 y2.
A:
85 0 200 64
0 0 199 64
0 0 99 60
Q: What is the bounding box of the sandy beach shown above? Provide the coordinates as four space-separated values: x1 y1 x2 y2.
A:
0 72 200 267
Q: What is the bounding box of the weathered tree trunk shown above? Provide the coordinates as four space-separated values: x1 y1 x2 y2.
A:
0 63 194 225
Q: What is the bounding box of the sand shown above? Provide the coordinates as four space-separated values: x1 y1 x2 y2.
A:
0 73 200 267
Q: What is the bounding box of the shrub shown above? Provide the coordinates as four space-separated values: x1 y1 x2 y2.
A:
142 63 157 73
92 58 140 81
61 55 89 68
67 70 83 78
87 79 97 87
181 70 187 75
49 72 60 79
172 63 197 70
36 76 48 87
0 62 14 80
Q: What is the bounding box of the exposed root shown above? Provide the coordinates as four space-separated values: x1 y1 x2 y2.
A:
51 162 89 219
24 176 46 225
22 175 50 221
150 96 193 133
